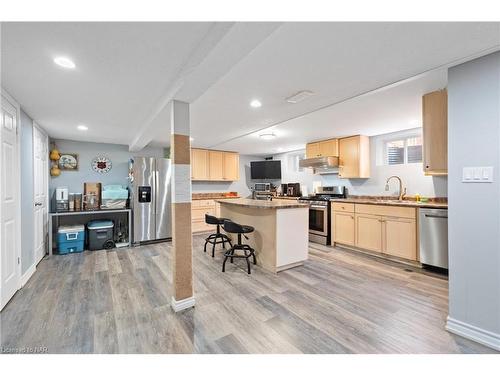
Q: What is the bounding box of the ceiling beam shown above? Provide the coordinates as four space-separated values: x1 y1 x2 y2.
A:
129 22 282 152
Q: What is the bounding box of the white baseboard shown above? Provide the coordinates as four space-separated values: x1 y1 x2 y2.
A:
446 316 500 351
20 264 36 288
171 296 195 312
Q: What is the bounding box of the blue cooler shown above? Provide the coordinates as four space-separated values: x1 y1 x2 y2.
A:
57 225 85 254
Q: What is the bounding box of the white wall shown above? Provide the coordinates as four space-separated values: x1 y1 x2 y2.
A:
446 51 500 350
191 154 263 198
272 128 447 197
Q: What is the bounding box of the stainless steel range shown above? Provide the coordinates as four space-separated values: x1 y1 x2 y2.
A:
299 186 347 245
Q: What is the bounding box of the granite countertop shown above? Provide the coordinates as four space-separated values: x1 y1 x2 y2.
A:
273 196 301 200
216 198 308 209
192 192 240 200
330 197 448 209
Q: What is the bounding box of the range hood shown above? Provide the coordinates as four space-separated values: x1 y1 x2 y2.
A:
299 156 339 174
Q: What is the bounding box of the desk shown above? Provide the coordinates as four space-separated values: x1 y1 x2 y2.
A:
48 209 132 256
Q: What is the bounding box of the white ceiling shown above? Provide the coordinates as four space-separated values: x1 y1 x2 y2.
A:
187 22 500 153
1 22 499 153
0 22 220 144
216 68 448 155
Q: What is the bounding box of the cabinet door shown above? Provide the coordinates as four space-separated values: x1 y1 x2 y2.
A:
319 139 339 157
333 211 355 246
422 90 447 175
223 152 239 181
339 136 359 178
191 149 209 180
355 213 383 252
383 217 417 260
306 142 320 158
208 151 224 180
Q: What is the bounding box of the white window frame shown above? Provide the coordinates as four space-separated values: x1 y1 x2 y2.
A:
384 133 423 166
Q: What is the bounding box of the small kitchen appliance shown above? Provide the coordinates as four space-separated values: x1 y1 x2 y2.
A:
52 186 69 212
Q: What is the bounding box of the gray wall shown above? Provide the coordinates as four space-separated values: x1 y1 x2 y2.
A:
271 128 448 197
20 109 35 274
191 154 263 198
49 139 164 198
447 51 500 347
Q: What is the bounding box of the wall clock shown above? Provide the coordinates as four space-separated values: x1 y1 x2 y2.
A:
92 156 112 174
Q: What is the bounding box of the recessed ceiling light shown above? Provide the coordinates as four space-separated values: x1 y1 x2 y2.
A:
260 133 276 140
250 99 262 108
54 56 76 69
77 124 88 131
285 90 314 104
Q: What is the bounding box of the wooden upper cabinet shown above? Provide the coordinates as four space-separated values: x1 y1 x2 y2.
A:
306 139 339 158
208 151 224 180
191 149 209 180
319 139 339 157
306 142 320 158
223 152 239 181
422 89 447 175
338 135 370 179
191 149 240 181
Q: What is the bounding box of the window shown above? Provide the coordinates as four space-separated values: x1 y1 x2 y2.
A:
385 136 422 165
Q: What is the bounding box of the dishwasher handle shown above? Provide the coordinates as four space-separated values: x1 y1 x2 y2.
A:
424 214 448 219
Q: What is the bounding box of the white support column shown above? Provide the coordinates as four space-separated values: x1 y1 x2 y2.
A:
169 100 195 312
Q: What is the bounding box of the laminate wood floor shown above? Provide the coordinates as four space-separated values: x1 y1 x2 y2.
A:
1 235 495 354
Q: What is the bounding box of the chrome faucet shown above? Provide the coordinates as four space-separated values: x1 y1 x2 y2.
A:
385 175 407 201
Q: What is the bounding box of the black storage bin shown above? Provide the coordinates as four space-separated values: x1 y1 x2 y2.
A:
87 220 115 250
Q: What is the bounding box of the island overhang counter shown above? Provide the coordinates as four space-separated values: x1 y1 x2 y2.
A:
216 198 309 273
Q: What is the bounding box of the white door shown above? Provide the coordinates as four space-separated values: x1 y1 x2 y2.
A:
1 94 21 310
33 124 48 264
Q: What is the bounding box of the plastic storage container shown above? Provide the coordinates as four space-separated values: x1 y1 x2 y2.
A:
87 220 115 250
57 225 85 254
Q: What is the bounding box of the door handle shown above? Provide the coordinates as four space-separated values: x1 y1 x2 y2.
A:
34 202 42 207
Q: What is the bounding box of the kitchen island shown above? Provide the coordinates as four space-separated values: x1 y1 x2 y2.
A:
217 198 309 273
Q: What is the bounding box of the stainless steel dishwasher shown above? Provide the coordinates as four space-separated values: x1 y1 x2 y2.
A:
419 208 448 269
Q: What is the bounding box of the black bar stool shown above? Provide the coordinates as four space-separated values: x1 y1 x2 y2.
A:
204 214 232 257
222 220 256 274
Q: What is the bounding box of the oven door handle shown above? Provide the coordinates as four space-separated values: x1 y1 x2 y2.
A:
310 205 327 210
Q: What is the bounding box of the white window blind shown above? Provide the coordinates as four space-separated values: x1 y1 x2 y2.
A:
385 136 422 165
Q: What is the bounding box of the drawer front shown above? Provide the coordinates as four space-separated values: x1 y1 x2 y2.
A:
192 199 216 208
192 207 215 220
331 202 355 213
355 204 416 219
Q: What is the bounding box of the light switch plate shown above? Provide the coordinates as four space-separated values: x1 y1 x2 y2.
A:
462 166 494 183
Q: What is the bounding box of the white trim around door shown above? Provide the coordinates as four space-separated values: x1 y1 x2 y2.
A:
33 122 49 266
0 89 22 311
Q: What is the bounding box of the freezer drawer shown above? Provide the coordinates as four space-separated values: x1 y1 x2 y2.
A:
419 208 448 269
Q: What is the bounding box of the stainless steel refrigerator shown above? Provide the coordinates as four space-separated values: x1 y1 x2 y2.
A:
131 157 172 244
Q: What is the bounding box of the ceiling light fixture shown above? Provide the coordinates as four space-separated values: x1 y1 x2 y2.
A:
77 124 88 131
259 133 276 141
285 90 314 104
250 99 262 108
54 56 76 69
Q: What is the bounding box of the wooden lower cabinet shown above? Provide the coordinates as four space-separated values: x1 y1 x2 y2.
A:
383 217 417 260
355 213 383 252
192 199 216 233
333 202 418 262
332 211 355 246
